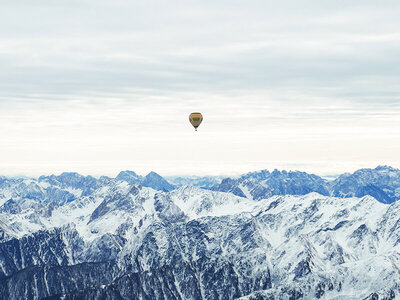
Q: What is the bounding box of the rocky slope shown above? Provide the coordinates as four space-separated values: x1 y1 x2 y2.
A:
1 168 400 299
211 166 400 204
0 177 400 298
166 176 223 189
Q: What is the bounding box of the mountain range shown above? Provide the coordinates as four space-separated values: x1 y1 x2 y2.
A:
1 166 400 299
211 166 400 204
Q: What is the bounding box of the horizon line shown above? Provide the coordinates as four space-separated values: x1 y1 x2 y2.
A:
1 164 397 180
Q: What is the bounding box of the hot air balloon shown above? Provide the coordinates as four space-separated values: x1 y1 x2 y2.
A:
189 112 203 131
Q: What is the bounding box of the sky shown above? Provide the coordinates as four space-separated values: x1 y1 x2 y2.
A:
0 0 400 177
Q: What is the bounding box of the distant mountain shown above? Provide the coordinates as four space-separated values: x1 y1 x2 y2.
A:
330 165 400 204
166 175 224 189
0 174 94 206
211 169 329 200
141 171 175 192
115 170 175 192
0 170 175 209
210 166 400 204
1 166 400 209
38 172 100 193
115 170 143 185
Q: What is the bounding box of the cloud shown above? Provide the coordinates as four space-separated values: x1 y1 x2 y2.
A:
1 1 400 94
0 1 399 176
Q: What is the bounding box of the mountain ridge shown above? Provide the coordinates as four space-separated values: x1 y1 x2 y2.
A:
211 165 400 204
2 165 400 205
2 167 400 298
1 186 400 299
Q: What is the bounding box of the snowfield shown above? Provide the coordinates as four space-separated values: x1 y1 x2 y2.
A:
1 169 400 299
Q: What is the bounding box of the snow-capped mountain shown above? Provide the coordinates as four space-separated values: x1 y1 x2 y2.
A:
330 165 400 204
1 167 400 299
211 166 400 204
211 169 329 200
166 176 224 189
115 170 175 192
115 170 143 185
0 171 173 209
0 173 101 207
141 171 175 192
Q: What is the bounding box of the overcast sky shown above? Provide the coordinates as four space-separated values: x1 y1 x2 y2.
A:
0 0 399 177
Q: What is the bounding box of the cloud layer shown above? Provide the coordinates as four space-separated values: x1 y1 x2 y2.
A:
0 1 399 176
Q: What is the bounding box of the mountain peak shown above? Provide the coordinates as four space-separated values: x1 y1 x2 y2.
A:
145 171 161 178
115 170 142 185
142 172 174 192
375 165 399 172
117 170 139 177
59 172 82 177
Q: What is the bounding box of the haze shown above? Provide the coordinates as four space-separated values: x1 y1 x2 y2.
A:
0 0 399 177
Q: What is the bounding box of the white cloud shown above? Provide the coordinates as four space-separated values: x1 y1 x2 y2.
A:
0 1 399 176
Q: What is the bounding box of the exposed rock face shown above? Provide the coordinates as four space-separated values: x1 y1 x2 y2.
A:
211 166 400 204
166 176 223 189
141 171 175 192
115 170 143 185
329 165 400 204
211 169 330 200
1 168 400 299
115 170 175 192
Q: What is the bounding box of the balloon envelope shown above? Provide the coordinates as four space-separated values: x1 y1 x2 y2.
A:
189 112 203 131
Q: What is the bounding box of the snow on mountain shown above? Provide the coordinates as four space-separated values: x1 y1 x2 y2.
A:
166 176 224 189
141 171 175 192
211 166 400 204
115 170 143 185
330 165 400 204
212 169 329 200
0 174 98 207
1 168 400 298
115 170 176 192
0 170 175 211
111 193 400 299
38 172 103 198
167 185 255 219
